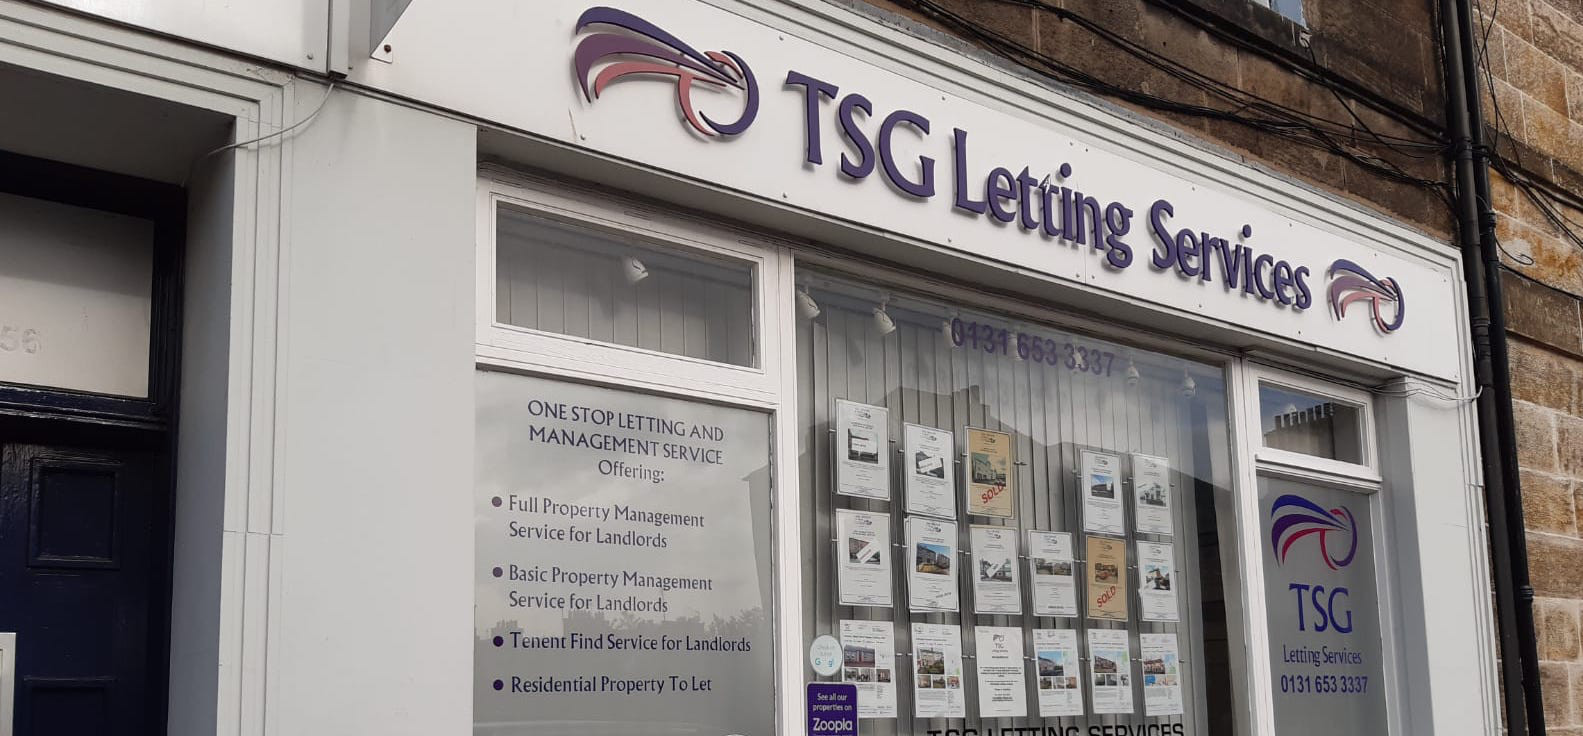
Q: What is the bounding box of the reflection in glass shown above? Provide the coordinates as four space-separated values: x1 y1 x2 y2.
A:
495 205 756 366
1258 384 1364 464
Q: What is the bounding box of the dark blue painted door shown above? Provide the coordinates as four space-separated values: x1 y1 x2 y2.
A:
0 442 162 736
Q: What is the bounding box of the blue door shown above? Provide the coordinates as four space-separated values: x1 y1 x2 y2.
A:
0 436 167 735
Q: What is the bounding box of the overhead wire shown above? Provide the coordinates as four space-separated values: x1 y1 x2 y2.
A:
1469 0 1583 266
892 0 1454 198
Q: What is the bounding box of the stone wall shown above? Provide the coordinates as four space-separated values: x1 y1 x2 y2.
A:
849 0 1452 238
1483 0 1583 729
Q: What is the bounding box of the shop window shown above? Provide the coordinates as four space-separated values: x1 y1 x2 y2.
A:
1257 476 1386 732
1244 366 1391 733
795 271 1245 734
494 204 756 367
1257 383 1364 465
1250 0 1305 24
472 370 775 735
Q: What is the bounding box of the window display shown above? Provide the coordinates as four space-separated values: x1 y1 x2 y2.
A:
796 272 1242 735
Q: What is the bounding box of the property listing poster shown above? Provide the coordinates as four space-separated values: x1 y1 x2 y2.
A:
1086 536 1129 621
1029 531 1078 617
904 424 956 519
907 517 960 612
1137 541 1179 622
1081 450 1125 535
1141 633 1185 716
974 626 1028 718
1132 453 1174 536
1032 628 1084 717
970 525 1022 614
836 399 890 500
966 427 1015 518
835 509 894 608
840 620 898 719
1087 628 1135 715
910 623 967 718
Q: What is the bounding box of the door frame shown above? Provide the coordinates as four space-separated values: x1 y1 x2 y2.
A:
0 148 185 426
0 149 184 735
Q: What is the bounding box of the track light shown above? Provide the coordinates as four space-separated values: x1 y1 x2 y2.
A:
621 256 650 285
796 286 821 320
941 310 959 340
873 300 896 336
1125 360 1140 386
1180 371 1197 399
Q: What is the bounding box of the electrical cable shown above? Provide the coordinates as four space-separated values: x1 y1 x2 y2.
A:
893 0 1455 195
184 80 337 186
1469 0 1583 267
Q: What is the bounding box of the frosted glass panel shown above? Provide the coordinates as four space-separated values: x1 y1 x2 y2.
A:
495 206 755 367
0 192 153 397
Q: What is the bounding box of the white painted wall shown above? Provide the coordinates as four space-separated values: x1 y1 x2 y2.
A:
272 86 476 733
169 142 235 736
34 0 326 72
1378 380 1501 733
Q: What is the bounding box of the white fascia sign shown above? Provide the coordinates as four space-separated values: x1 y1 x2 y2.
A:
354 1 1461 380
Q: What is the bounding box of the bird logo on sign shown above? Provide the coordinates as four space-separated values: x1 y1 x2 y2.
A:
573 6 759 138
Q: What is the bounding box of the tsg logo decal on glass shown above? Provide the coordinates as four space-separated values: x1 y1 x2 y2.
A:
1270 493 1358 571
1326 258 1405 334
573 6 759 138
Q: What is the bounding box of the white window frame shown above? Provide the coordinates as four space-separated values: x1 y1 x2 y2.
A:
475 167 807 736
1250 368 1382 487
476 165 790 409
1230 362 1406 736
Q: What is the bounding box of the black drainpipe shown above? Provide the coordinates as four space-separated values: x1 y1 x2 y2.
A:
1441 0 1546 732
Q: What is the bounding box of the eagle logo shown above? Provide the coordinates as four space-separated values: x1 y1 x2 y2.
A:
573 6 759 138
1269 494 1358 570
1327 259 1405 334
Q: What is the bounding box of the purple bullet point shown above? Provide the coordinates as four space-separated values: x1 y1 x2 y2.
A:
493 679 504 691
493 636 504 647
492 497 502 508
492 567 503 578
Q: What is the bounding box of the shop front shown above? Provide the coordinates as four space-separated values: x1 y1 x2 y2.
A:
0 0 1499 734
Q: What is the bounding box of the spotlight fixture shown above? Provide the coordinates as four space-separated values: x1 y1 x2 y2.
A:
621 255 650 285
1125 360 1140 386
1180 370 1197 399
941 310 959 341
796 286 821 320
873 299 897 336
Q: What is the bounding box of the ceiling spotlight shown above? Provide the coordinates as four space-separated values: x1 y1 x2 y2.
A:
621 256 650 285
796 286 821 320
874 300 897 336
1180 371 1197 399
1125 360 1140 386
941 310 959 341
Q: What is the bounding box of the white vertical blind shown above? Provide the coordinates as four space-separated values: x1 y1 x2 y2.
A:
495 205 755 367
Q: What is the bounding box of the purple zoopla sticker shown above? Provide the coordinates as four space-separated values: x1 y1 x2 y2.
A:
805 682 857 736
